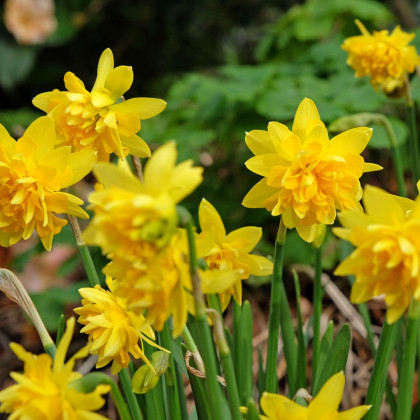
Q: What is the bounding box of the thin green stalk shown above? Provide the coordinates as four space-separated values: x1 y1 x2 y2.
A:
234 301 253 405
159 323 184 420
68 215 100 287
56 314 65 346
357 302 376 355
183 209 229 419
364 322 397 420
207 308 241 420
396 302 420 420
312 245 323 382
265 218 288 394
144 342 166 420
407 101 420 184
293 270 307 390
118 368 143 420
381 115 406 197
208 293 222 314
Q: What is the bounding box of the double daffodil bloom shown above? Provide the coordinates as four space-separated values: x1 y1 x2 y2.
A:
74 278 167 375
197 198 273 310
260 372 370 420
334 185 420 323
33 48 166 161
0 116 94 250
342 20 420 95
84 141 203 262
0 318 110 420
243 98 380 242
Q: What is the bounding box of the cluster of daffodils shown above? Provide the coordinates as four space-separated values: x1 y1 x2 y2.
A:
1 18 420 420
83 140 272 336
342 20 420 95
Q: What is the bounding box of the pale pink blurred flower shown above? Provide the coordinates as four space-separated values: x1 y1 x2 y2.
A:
4 0 57 45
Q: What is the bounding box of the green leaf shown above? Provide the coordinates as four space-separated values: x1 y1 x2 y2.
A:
169 336 188 376
0 40 37 89
245 398 261 420
312 320 334 394
237 301 253 405
313 324 351 396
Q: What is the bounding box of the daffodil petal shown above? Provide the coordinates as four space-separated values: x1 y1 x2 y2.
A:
292 98 320 142
121 135 151 158
199 199 226 241
93 48 114 91
309 371 345 416
113 98 167 119
260 392 307 420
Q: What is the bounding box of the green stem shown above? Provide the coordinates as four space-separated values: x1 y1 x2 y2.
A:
159 323 184 420
381 115 406 197
119 368 143 420
364 322 397 420
184 210 229 419
396 305 420 420
293 270 307 390
68 215 100 287
407 102 420 184
265 219 287 394
207 308 241 420
312 245 323 382
144 342 166 420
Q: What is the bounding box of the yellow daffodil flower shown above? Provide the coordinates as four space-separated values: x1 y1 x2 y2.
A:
0 318 110 420
334 185 420 323
33 48 166 161
109 229 240 337
260 372 370 420
342 20 420 95
83 141 203 263
74 278 167 374
197 198 273 310
242 98 381 243
0 116 95 250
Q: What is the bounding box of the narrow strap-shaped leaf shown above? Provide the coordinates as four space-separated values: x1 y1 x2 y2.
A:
312 320 334 394
293 270 307 390
237 301 253 405
313 323 350 396
245 398 261 420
